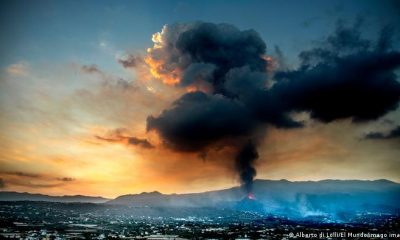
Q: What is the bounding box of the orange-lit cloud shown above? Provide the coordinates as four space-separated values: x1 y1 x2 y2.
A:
144 54 182 85
144 25 184 85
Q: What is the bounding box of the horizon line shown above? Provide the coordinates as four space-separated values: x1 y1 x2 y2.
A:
1 178 398 199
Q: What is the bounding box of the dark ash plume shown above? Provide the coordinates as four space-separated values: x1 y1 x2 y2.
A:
235 141 259 193
146 22 269 192
147 92 257 151
272 22 400 123
146 21 400 193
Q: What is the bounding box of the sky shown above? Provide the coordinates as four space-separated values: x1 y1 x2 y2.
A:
0 0 399 198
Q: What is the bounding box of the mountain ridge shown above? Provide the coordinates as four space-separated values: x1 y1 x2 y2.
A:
105 178 400 217
0 191 109 203
1 179 399 207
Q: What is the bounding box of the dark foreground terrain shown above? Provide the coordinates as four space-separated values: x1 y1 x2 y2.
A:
0 201 399 240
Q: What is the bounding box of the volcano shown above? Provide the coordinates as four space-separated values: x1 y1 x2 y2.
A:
235 193 264 213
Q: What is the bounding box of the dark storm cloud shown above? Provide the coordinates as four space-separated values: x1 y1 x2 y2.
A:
118 54 144 69
146 22 400 193
96 128 154 149
365 126 400 140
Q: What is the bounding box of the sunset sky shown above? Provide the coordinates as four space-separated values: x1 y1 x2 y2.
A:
0 0 399 198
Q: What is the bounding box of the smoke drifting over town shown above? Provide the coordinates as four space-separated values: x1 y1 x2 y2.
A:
145 22 400 193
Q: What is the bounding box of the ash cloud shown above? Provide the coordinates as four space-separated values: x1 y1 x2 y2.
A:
145 22 400 193
365 126 400 139
146 22 267 88
235 141 258 193
272 21 400 122
147 92 257 151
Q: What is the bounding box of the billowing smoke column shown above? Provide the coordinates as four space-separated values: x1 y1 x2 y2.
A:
146 22 400 194
146 22 271 193
235 140 258 194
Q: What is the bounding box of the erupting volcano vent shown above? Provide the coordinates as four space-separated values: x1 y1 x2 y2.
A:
237 191 264 213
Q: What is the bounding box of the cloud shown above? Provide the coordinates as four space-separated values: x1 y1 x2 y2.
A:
96 128 154 149
145 22 280 192
145 22 267 86
6 61 30 76
272 21 400 122
57 177 75 182
0 175 67 189
4 171 41 178
0 178 5 188
78 63 137 91
145 21 400 192
118 54 144 68
147 91 257 151
365 126 400 139
127 137 154 149
10 181 63 188
81 64 103 74
0 171 76 184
